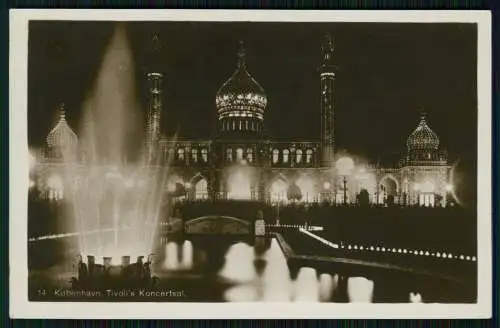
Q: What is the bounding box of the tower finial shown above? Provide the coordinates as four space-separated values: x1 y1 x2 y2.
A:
237 41 246 68
420 109 427 122
59 103 66 120
322 33 334 62
151 31 160 53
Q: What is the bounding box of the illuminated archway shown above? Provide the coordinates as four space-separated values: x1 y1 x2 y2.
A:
227 171 252 200
414 180 436 207
296 175 316 202
47 175 64 200
379 174 399 204
194 178 208 200
270 178 288 203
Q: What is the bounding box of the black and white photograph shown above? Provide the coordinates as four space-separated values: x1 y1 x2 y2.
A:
10 10 492 319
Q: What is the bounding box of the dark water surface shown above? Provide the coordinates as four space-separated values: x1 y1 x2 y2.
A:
28 233 476 303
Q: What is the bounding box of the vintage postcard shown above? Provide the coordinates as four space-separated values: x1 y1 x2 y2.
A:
10 10 492 319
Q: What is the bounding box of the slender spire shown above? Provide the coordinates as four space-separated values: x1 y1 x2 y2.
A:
322 33 334 62
419 110 428 124
151 31 161 53
237 41 246 68
59 103 66 121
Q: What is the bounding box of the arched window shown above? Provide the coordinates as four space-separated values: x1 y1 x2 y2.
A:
178 148 185 161
272 149 279 164
201 148 208 163
168 148 174 160
232 120 236 130
239 120 242 130
306 149 313 164
283 149 290 163
195 178 208 200
296 149 303 163
47 175 63 201
226 148 233 162
245 121 249 130
251 121 255 131
247 148 253 163
236 148 243 161
191 148 198 163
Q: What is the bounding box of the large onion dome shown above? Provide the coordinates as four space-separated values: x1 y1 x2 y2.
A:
46 104 78 160
406 113 440 150
216 41 267 135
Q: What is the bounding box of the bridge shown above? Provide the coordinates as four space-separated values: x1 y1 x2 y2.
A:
184 215 252 235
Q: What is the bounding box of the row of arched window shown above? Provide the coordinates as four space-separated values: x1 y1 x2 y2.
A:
163 146 315 165
164 147 210 164
220 119 261 132
226 148 254 163
272 148 314 165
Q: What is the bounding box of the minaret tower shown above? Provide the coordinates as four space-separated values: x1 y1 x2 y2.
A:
319 33 336 167
145 32 163 164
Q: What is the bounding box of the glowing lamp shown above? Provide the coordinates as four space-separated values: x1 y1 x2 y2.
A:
323 181 331 190
185 182 192 189
445 184 453 192
335 157 355 175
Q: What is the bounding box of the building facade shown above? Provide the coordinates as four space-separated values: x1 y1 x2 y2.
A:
30 34 453 207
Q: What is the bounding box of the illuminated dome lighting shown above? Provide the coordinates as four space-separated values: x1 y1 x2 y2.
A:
216 41 267 124
406 113 440 150
46 104 78 153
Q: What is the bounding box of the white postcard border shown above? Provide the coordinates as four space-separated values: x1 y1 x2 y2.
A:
9 9 492 319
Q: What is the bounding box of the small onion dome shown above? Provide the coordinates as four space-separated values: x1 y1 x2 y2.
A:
215 41 267 121
46 104 78 149
407 113 439 150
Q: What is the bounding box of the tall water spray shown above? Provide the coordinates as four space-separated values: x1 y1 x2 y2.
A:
67 24 170 264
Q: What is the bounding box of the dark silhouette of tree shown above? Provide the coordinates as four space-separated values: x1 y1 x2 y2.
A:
435 193 443 207
386 194 395 206
170 182 186 198
358 188 370 206
287 183 302 202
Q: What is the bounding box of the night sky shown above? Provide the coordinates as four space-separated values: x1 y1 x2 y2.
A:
28 21 477 168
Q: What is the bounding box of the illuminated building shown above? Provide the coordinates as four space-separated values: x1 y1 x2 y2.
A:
32 34 453 207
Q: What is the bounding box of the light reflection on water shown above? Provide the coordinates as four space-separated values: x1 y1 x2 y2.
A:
158 237 382 303
181 241 193 270
319 273 335 302
164 240 194 271
219 243 257 283
294 267 320 302
347 277 374 303
31 234 478 303
164 242 179 270
260 239 295 301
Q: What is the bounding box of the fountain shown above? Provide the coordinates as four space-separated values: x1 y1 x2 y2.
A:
57 24 171 286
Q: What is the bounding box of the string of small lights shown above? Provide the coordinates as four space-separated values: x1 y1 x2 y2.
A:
299 228 476 262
